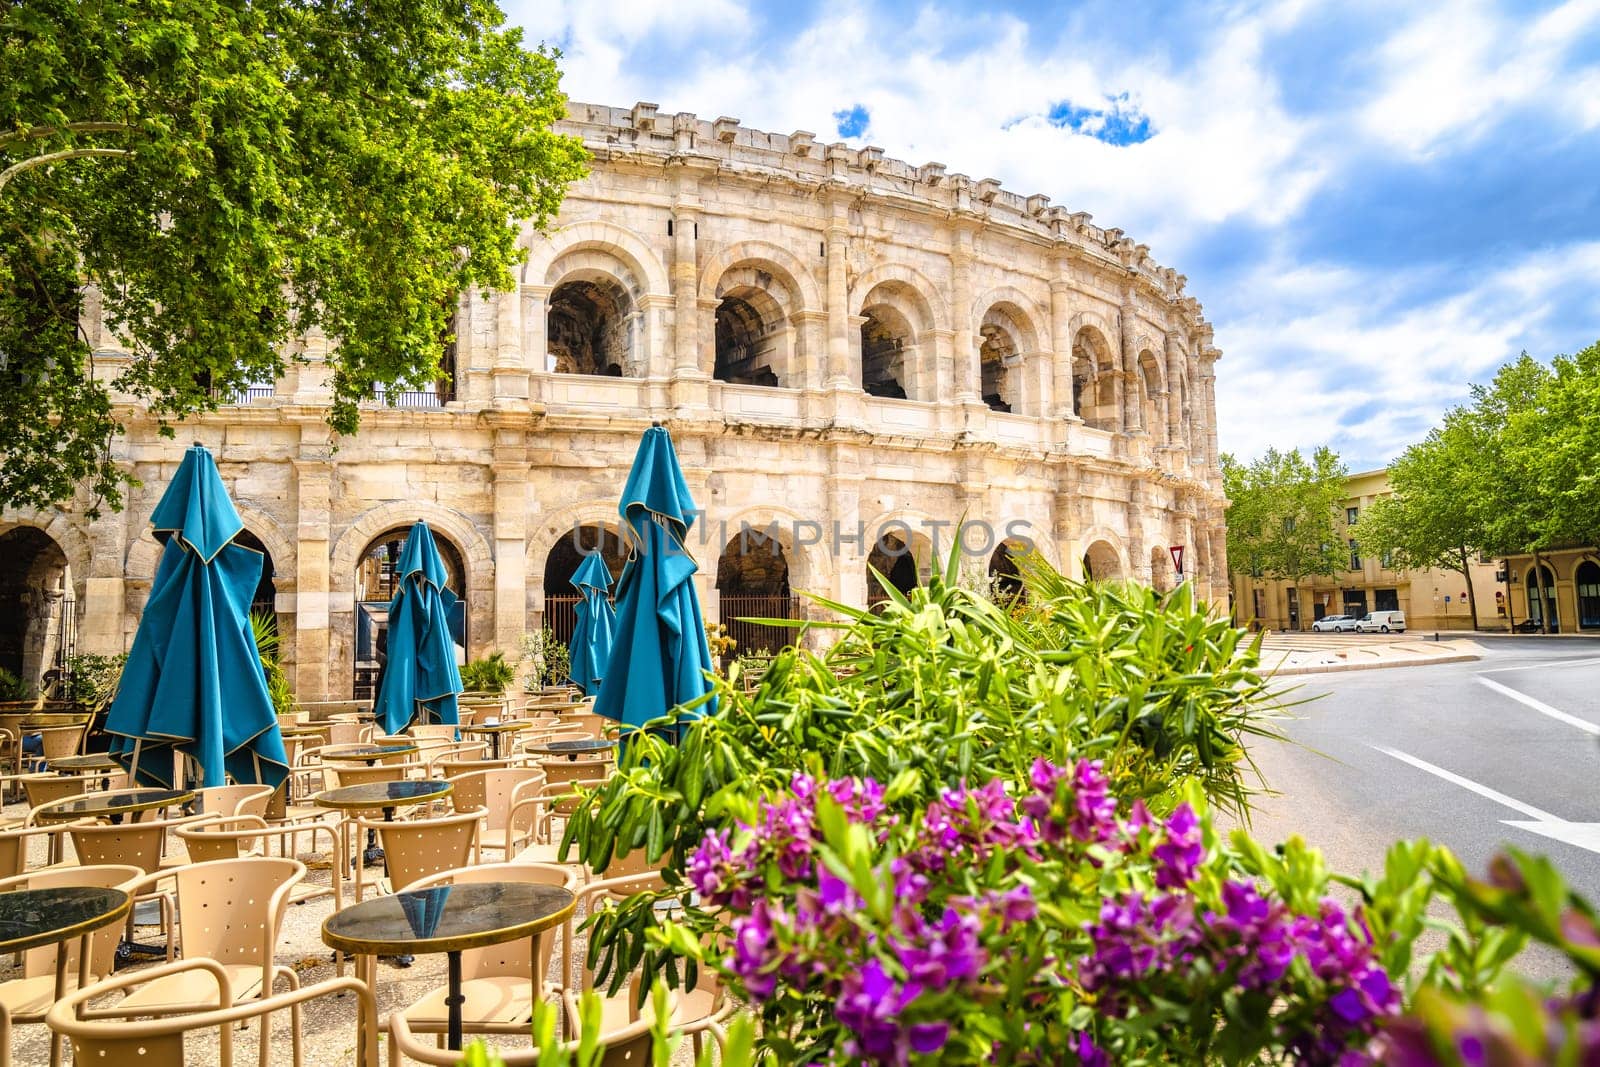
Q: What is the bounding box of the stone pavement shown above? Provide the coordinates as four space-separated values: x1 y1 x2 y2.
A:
1255 630 1483 675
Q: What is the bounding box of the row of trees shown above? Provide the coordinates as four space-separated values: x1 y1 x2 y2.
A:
1223 340 1600 632
1 1 588 515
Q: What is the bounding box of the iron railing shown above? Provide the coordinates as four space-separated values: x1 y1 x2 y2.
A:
719 594 800 656
544 595 581 648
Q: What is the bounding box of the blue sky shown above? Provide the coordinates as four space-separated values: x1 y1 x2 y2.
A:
501 0 1600 471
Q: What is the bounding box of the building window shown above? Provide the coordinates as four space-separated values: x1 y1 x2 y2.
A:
1380 548 1393 569
1577 561 1600 630
1348 539 1360 570
1282 516 1296 534
1375 588 1399 612
1346 506 1359 526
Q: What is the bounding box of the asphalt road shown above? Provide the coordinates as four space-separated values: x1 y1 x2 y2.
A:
1242 636 1600 976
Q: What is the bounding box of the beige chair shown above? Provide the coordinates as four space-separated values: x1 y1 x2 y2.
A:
432 755 506 780
117 857 306 1067
46 962 376 1067
20 772 92 813
325 720 372 747
540 757 614 788
387 1007 651 1067
408 723 458 741
34 723 88 768
395 862 577 1041
66 812 210 874
197 783 275 820
0 824 59 879
354 806 485 900
505 776 607 876
0 864 143 1067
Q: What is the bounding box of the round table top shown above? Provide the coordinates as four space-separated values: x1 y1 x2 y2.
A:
321 881 575 956
462 721 531 734
526 738 616 756
320 743 419 762
49 753 120 772
278 726 327 739
313 780 453 810
0 886 131 954
33 788 195 823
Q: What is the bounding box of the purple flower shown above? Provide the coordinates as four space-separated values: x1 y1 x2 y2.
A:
1072 1032 1110 1067
727 899 787 1001
688 828 735 900
834 959 926 1064
1152 803 1204 889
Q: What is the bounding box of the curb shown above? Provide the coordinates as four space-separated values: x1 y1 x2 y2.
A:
1266 652 1481 677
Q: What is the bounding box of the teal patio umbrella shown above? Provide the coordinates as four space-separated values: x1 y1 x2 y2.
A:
592 424 718 730
373 521 463 736
106 444 288 789
567 552 617 696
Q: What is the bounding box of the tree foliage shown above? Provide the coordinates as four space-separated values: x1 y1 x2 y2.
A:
0 0 588 512
1220 446 1348 582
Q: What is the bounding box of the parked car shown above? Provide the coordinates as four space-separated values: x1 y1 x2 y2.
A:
1311 614 1357 633
1355 610 1406 633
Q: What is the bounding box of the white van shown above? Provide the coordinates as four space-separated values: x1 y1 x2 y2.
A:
1355 610 1406 633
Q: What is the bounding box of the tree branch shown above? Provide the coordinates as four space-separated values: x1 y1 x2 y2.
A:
0 122 134 148
0 148 131 196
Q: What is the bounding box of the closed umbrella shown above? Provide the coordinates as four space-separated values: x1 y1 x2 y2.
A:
106 444 288 789
592 424 718 730
567 552 616 697
373 520 463 736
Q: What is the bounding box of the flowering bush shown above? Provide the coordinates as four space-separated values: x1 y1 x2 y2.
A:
669 760 1404 1065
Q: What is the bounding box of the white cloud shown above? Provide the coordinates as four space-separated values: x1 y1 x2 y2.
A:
1216 241 1600 466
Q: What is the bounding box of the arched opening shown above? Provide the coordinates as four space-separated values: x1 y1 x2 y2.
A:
1525 564 1559 632
0 528 73 699
714 289 784 387
860 306 911 399
717 528 796 657
1138 351 1164 442
233 530 278 626
979 304 1032 414
1072 328 1118 431
1082 540 1123 583
354 527 467 699
988 541 1026 604
1577 561 1600 631
866 531 921 608
542 525 628 648
547 275 635 377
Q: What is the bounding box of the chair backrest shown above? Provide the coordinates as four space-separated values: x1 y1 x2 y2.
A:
405 862 577 980
444 769 489 814
38 723 87 761
172 856 304 969
175 815 269 862
325 763 405 790
0 863 143 981
197 783 274 819
68 819 169 874
409 724 457 741
539 758 613 788
48 969 377 1067
481 767 546 833
433 756 505 780
387 1006 650 1066
376 808 485 892
22 772 90 811
325 721 369 747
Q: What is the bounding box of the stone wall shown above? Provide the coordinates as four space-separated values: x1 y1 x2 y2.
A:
3 102 1228 701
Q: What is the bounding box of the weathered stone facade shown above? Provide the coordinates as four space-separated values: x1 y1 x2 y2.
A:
0 101 1227 701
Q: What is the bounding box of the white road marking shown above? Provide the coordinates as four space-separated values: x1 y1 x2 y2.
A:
1474 676 1600 736
1504 821 1600 854
1478 656 1600 675
1371 745 1560 821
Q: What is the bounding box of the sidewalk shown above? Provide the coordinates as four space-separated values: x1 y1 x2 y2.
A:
1256 631 1483 676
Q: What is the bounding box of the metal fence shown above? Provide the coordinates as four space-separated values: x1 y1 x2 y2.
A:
371 386 448 409
217 385 275 404
719 595 801 656
544 595 581 648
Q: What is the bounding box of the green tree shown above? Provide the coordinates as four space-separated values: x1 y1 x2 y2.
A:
1220 446 1348 585
1 0 588 513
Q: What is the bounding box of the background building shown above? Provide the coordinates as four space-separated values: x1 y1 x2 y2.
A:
0 102 1226 701
1495 547 1600 633
1230 469 1501 632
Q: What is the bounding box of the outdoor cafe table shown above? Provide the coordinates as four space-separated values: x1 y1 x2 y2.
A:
47 753 120 790
523 738 616 761
322 881 575 1051
32 787 195 825
319 743 419 764
460 721 531 760
0 885 131 1067
313 779 453 869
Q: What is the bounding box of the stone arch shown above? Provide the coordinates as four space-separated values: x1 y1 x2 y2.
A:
1070 324 1120 431
330 502 493 595
849 263 947 332
523 220 671 298
1575 558 1600 630
712 281 789 387
971 287 1045 353
545 258 644 378
525 502 626 601
715 523 799 656
1137 348 1166 443
0 525 74 693
975 294 1043 415
0 510 91 605
861 509 941 602
717 505 828 599
855 274 942 403
988 539 1027 603
231 505 297 591
698 241 823 313
1080 530 1128 582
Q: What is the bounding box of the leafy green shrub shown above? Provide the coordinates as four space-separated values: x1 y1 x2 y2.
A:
250 610 294 717
460 650 516 694
519 628 571 689
0 666 31 702
63 652 127 713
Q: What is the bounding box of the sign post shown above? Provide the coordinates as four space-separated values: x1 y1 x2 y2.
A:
1169 545 1185 582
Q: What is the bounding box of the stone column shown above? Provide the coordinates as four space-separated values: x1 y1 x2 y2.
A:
490 444 529 660
292 455 333 701
1118 297 1141 434
80 502 129 655
1201 351 1221 469
671 206 700 376
491 288 527 401
950 226 978 405
823 193 853 390
828 445 866 610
